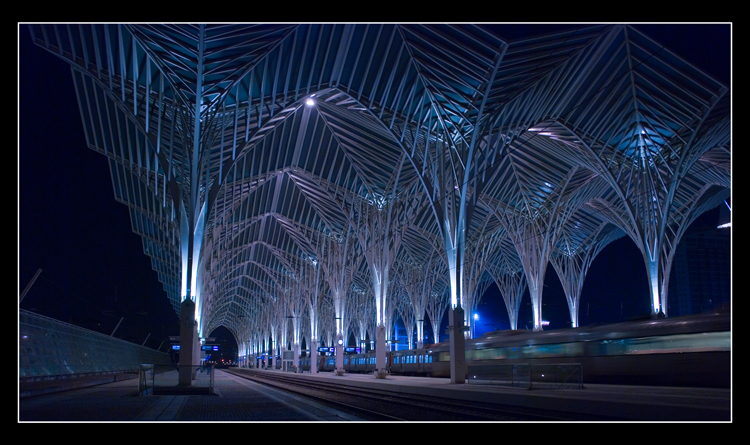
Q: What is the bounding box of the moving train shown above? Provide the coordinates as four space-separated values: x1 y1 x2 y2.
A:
286 308 731 388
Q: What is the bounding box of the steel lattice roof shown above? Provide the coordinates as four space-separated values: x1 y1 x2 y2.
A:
28 24 730 340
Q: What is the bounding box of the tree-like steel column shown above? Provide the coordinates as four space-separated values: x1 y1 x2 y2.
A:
270 271 303 372
349 285 373 356
488 167 581 331
436 137 469 383
319 226 357 375
487 267 526 331
381 279 400 354
395 285 415 349
397 249 441 349
350 188 410 377
549 26 731 318
459 219 502 338
176 25 209 385
300 259 322 373
551 217 624 328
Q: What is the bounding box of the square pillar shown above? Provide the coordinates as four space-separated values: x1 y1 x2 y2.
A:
449 307 466 384
179 298 197 386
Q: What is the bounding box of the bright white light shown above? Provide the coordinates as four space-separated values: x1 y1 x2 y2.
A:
473 313 479 321
717 222 731 229
306 98 315 106
541 320 550 326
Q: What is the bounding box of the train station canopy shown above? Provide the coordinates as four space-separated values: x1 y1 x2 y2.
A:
28 24 730 342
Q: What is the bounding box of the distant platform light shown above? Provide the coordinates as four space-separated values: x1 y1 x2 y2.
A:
306 95 315 106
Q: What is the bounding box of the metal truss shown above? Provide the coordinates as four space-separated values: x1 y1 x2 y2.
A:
28 24 729 358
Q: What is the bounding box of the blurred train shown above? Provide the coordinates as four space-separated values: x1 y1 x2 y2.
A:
304 308 730 388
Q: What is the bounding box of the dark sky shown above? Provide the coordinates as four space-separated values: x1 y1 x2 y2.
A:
18 24 731 351
18 25 180 350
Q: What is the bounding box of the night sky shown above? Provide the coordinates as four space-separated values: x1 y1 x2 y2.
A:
19 25 180 350
18 24 731 353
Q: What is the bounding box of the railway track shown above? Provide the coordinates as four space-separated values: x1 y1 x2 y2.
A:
226 369 403 421
226 369 589 421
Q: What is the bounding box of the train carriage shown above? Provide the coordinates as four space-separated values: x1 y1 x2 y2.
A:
276 309 729 387
429 309 730 387
391 349 433 376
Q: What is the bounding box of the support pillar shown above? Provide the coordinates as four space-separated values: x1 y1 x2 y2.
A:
310 338 318 374
179 298 197 386
448 307 466 384
293 343 300 373
647 257 664 317
375 324 387 378
335 333 344 376
416 320 424 350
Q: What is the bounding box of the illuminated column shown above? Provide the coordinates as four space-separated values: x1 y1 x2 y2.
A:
444 215 467 384
262 337 268 369
335 333 345 375
375 324 386 378
310 337 318 374
292 343 302 372
528 278 545 331
442 198 467 384
415 320 424 349
302 259 321 374
319 227 355 376
399 258 439 352
247 342 251 367
267 343 273 369
347 171 408 378
647 256 663 317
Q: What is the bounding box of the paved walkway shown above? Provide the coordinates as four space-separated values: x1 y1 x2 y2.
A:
19 369 363 422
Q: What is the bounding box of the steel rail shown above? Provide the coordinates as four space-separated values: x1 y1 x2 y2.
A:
226 368 595 421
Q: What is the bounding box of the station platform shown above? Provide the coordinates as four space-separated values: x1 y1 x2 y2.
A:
18 367 731 422
19 368 362 422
